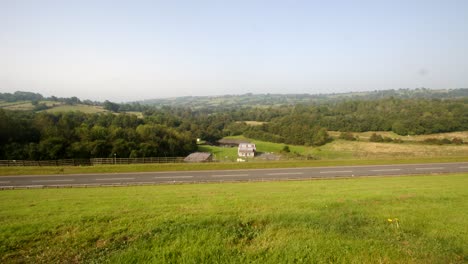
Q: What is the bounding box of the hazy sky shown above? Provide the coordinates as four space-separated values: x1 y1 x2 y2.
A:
1 0 467 102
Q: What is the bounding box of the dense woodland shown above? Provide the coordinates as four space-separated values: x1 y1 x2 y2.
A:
1 90 467 160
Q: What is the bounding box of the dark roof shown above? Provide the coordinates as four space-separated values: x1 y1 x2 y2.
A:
184 152 212 162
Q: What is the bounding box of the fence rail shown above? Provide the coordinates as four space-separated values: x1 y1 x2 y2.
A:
0 159 91 167
91 157 185 165
0 157 186 167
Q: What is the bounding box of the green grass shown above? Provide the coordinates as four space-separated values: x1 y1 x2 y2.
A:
45 104 109 114
0 101 34 110
198 145 240 161
0 100 63 111
1 157 467 176
1 174 467 263
203 135 468 161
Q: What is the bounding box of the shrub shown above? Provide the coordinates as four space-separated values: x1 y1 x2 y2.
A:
339 132 356 141
423 138 454 145
369 133 384 142
383 136 393 142
452 137 464 145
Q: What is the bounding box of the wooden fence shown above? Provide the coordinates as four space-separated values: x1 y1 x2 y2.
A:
0 157 186 167
91 157 185 165
0 159 91 167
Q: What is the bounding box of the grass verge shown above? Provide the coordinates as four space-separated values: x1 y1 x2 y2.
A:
1 174 467 263
0 157 467 176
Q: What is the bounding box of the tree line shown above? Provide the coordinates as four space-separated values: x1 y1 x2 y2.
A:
0 110 197 160
1 92 467 160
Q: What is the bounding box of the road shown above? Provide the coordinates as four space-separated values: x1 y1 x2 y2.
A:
1 162 467 189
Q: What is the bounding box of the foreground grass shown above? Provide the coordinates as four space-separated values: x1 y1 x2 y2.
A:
1 174 467 263
1 156 467 176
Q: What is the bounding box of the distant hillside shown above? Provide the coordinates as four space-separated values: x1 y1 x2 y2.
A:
0 91 144 115
140 88 468 109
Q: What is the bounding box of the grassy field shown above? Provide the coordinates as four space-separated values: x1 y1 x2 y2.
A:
45 104 109 114
0 101 144 117
0 101 34 110
328 130 468 142
199 135 468 161
0 100 62 111
0 174 466 263
312 140 468 159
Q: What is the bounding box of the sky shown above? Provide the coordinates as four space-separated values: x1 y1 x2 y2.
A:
1 0 467 102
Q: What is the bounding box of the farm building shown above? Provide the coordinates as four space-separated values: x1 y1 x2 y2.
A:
184 152 213 162
238 143 256 157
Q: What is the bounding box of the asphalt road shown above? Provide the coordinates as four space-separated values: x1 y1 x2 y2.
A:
1 162 467 189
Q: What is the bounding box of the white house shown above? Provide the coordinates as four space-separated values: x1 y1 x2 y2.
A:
238 143 256 157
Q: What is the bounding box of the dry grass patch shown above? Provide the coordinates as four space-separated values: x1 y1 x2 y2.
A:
0 101 34 111
236 121 267 126
329 131 468 142
46 104 109 114
319 140 468 158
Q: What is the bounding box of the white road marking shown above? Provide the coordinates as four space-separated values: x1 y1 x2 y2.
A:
31 179 75 183
320 170 353 174
267 172 303 176
155 176 193 179
95 178 135 181
415 167 444 170
371 169 402 172
459 166 468 169
0 181 11 183
212 174 249 177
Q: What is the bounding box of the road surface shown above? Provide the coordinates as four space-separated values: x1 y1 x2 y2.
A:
1 162 467 189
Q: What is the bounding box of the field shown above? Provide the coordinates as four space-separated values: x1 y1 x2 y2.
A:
45 104 109 114
199 134 468 161
0 174 466 263
0 101 144 117
0 101 35 110
0 100 62 111
328 131 468 142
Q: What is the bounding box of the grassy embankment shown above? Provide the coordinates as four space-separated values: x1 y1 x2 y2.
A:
1 174 467 263
1 157 466 176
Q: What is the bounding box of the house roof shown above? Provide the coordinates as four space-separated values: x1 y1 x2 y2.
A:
238 143 256 153
184 152 212 162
